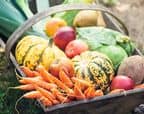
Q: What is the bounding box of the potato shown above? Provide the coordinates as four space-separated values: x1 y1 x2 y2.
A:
117 55 144 84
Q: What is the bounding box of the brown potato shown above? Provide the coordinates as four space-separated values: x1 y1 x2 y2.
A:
117 55 144 84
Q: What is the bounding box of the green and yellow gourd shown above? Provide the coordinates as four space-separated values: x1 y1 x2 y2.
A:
72 51 114 91
15 35 66 70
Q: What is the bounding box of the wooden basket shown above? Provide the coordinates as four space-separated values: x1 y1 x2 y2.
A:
5 4 144 114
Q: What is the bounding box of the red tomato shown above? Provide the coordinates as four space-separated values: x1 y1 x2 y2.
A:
65 40 88 58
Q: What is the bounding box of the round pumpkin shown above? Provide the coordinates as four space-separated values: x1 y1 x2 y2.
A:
15 35 66 70
72 51 114 91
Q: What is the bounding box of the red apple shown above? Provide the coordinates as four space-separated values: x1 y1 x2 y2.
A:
110 75 135 90
65 40 89 58
53 26 76 50
49 63 60 77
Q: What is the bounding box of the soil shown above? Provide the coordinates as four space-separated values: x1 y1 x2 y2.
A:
108 0 144 52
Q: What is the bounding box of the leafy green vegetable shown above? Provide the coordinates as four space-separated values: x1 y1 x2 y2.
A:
0 0 25 38
0 0 26 38
86 39 103 50
77 27 117 48
118 41 135 56
97 45 128 70
0 0 45 39
0 0 26 22
76 27 135 55
9 0 33 19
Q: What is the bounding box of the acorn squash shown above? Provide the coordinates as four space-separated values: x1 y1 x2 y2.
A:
72 51 114 91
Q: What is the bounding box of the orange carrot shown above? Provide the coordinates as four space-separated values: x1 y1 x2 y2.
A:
52 77 74 95
85 88 92 99
84 87 103 99
39 96 52 106
35 86 56 104
36 65 54 83
23 91 42 99
71 77 91 89
89 87 96 98
84 87 93 99
14 84 35 91
59 70 73 88
21 66 34 77
53 78 74 94
60 66 74 78
19 79 25 84
37 65 73 94
74 84 85 100
52 99 60 105
33 71 41 76
134 84 144 89
84 87 89 95
21 66 39 77
51 88 70 103
94 90 104 96
19 76 42 84
20 77 57 90
109 89 125 94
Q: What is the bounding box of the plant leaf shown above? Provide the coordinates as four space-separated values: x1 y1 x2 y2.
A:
76 27 134 55
77 27 117 46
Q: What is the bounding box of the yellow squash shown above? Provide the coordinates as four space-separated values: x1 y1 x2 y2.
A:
15 35 66 70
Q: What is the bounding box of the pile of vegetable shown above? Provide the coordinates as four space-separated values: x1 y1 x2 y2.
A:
1 0 144 113
13 13 144 110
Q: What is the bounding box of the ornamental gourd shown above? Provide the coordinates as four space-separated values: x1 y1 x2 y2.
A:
15 35 66 70
72 51 114 91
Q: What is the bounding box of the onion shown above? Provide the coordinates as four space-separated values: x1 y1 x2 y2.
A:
110 75 135 90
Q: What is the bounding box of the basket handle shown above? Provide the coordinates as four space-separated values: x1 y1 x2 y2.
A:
5 4 128 63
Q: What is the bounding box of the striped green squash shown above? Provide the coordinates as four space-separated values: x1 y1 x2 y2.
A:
72 51 114 91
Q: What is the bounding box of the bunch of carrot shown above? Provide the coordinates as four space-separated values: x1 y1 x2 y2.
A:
14 65 104 107
14 64 144 108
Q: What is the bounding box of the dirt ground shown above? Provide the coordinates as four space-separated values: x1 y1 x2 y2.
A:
109 0 144 52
